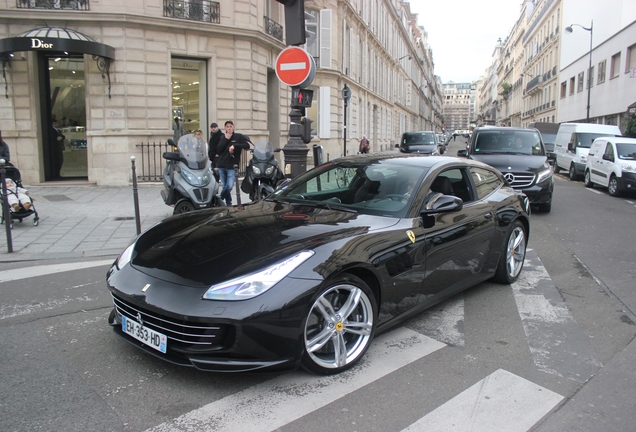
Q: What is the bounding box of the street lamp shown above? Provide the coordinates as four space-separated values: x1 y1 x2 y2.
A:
397 55 412 61
565 20 593 122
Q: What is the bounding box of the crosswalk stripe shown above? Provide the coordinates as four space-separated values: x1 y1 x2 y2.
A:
511 249 602 382
401 369 563 432
0 259 114 283
146 328 446 432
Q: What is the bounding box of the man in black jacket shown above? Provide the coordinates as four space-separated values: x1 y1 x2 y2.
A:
212 121 249 205
208 122 222 164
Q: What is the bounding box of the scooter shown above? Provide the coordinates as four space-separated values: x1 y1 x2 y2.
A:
161 134 224 214
240 139 284 201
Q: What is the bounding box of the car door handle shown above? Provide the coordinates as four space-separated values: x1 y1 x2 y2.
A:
484 212 493 220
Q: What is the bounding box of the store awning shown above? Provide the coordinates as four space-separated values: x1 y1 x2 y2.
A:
0 27 115 98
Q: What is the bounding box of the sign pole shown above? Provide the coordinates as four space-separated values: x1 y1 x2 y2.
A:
342 84 351 157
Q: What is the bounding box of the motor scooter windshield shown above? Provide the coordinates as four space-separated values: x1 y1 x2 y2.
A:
178 134 208 170
253 140 274 161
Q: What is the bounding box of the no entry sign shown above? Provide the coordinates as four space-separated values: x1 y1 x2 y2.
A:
275 46 316 88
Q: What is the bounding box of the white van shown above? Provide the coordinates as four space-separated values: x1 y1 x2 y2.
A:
584 137 636 196
554 123 622 180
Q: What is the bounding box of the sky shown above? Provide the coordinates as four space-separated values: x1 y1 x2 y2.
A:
407 0 523 83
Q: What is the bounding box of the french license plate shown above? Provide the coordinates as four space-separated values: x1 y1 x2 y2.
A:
122 315 167 353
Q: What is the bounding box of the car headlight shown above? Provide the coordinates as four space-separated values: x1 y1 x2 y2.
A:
252 165 262 176
203 250 315 301
181 167 211 187
535 165 553 184
265 166 274 176
116 242 135 270
622 163 636 173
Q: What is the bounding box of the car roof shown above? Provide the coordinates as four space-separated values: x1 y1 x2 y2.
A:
333 153 495 172
601 137 636 144
474 126 531 132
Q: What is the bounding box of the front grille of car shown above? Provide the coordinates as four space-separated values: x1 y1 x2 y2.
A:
112 294 229 352
503 172 535 188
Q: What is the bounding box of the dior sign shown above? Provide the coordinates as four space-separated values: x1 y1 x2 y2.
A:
30 39 54 49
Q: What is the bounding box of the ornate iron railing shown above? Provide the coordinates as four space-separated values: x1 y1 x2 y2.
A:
16 0 89 9
264 16 283 41
163 0 220 24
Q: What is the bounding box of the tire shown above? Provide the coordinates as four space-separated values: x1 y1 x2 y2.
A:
254 187 261 202
173 200 194 214
492 220 527 284
553 161 561 174
302 274 377 375
568 164 579 181
584 170 594 188
608 175 621 197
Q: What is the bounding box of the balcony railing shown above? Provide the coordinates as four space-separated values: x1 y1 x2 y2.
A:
17 0 89 10
164 0 220 24
264 16 283 42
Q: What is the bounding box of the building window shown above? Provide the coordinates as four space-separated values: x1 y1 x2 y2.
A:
610 52 621 79
577 72 584 92
569 77 575 95
171 57 207 135
598 60 606 83
305 10 319 60
626 43 636 74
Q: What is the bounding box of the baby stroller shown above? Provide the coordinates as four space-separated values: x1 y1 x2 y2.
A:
0 163 40 228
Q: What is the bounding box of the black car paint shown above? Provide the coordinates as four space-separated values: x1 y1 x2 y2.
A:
107 156 529 372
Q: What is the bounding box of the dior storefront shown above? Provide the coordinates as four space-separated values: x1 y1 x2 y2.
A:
0 2 286 186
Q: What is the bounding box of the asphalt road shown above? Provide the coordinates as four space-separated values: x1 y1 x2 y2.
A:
1 138 635 431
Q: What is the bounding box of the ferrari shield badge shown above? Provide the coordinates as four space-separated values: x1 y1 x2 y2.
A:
407 230 416 243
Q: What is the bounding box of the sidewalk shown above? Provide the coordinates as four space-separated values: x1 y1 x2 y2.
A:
0 183 249 262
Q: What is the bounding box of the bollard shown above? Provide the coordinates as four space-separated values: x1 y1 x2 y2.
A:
233 164 242 207
131 156 142 235
0 159 13 253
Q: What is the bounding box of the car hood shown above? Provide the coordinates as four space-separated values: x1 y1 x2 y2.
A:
469 154 548 172
127 201 399 287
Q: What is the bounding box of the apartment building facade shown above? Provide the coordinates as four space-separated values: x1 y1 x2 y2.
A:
0 0 440 186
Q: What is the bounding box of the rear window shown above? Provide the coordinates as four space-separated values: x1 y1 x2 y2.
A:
403 133 436 145
473 130 545 156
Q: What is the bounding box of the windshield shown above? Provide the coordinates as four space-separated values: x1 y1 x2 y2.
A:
576 133 620 149
403 133 436 145
253 140 274 160
473 130 545 156
270 159 429 218
616 143 636 160
178 134 208 170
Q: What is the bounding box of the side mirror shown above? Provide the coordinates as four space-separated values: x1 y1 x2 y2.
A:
421 194 463 215
567 142 575 151
457 149 468 157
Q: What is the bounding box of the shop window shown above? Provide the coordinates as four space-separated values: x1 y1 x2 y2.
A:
171 57 207 137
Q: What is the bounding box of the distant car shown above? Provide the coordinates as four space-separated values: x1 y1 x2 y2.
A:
457 126 554 212
584 137 636 196
397 131 440 155
436 134 447 153
107 154 530 375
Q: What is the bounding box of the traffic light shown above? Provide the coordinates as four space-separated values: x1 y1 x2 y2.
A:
275 0 306 46
291 87 314 109
301 117 314 144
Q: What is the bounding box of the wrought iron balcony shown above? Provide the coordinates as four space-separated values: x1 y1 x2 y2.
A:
264 16 283 42
525 75 543 93
17 0 89 10
164 0 220 24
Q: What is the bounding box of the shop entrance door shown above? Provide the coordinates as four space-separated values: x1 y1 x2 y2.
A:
43 54 87 180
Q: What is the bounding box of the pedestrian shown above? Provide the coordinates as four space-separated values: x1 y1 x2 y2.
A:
172 117 185 142
51 119 65 177
4 178 32 212
0 130 10 162
453 132 457 142
359 135 370 154
214 121 249 206
208 122 222 164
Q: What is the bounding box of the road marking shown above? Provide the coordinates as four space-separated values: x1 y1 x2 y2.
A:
511 249 602 382
147 328 446 432
585 188 602 194
406 295 465 347
0 259 113 283
401 369 563 432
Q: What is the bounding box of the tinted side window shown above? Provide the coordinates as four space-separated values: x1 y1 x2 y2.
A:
470 167 502 200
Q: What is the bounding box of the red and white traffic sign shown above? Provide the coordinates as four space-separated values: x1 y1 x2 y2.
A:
275 46 316 88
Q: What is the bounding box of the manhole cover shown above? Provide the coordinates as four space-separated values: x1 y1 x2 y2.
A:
114 217 135 221
42 194 72 202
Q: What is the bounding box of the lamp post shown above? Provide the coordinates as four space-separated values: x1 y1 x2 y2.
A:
565 20 593 122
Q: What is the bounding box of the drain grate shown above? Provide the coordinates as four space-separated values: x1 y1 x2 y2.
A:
114 217 135 221
42 194 73 202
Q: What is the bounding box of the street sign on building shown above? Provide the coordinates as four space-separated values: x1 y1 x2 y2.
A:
275 46 316 88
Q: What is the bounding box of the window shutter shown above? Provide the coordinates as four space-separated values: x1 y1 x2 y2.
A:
319 86 331 139
320 9 332 69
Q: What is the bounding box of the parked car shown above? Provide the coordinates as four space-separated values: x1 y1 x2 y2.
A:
457 126 554 212
584 137 636 196
397 131 440 155
107 154 530 375
554 123 622 180
528 122 558 166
